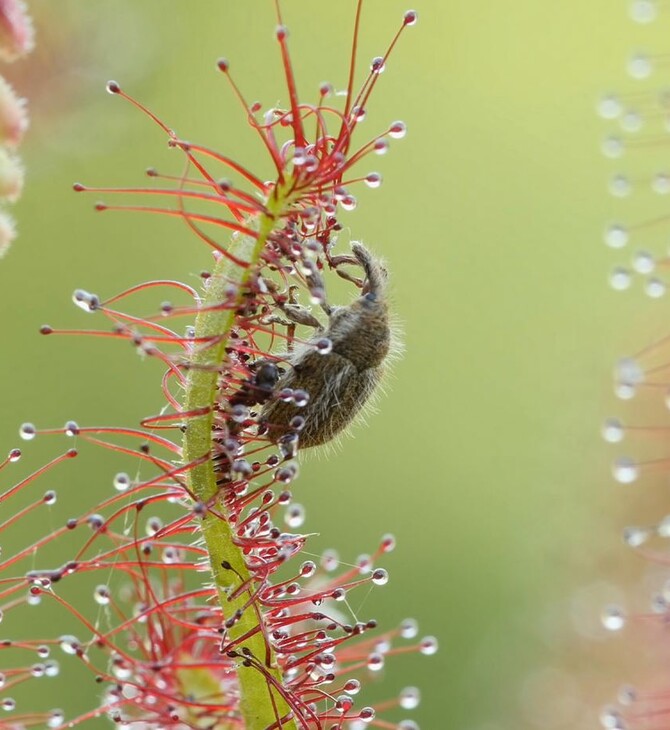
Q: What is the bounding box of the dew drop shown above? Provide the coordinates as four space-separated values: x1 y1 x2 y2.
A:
321 549 340 571
604 224 628 249
404 10 418 25
602 418 624 443
341 194 357 211
628 53 652 79
398 722 420 730
44 660 59 677
400 686 421 710
652 172 670 194
371 568 389 586
371 56 386 74
645 277 666 298
113 472 130 492
8 448 20 462
615 382 635 400
609 174 631 197
400 618 419 639
344 679 361 695
367 653 384 672
631 0 657 22
300 560 316 578
622 525 650 547
420 636 439 655
293 390 310 408
315 338 333 355
617 684 637 705
63 420 79 437
632 250 654 274
285 503 305 528
275 462 299 484
601 605 626 631
2 698 15 711
612 457 639 484
43 490 57 505
19 422 36 441
72 289 100 312
374 139 389 155
59 635 81 655
331 697 352 717
365 172 382 188
358 707 375 722
609 268 631 291
621 110 642 132
389 121 407 139
602 136 624 158
658 515 670 537
47 710 65 728
597 95 622 119
94 585 111 605
146 517 163 536
600 705 624 729
616 358 644 388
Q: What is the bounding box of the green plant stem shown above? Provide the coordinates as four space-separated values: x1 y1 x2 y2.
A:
182 194 298 730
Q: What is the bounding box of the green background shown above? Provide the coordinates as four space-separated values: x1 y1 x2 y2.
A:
0 1 663 728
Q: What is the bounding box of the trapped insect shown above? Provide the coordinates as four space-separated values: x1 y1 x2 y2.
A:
259 242 398 448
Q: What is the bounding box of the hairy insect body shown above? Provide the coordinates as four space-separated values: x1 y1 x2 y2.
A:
260 243 392 448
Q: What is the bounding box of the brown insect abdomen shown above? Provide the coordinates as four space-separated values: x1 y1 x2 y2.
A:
260 351 382 447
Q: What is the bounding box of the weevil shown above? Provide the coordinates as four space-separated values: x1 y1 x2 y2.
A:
259 242 395 448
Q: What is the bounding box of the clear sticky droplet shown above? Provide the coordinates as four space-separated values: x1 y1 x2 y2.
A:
285 503 305 529
601 605 626 631
622 525 650 547
371 568 389 585
371 56 386 74
47 710 64 728
400 618 419 639
612 457 639 484
633 250 654 274
58 635 81 655
652 172 670 194
616 358 644 387
628 53 652 79
113 473 130 492
602 418 624 443
621 110 642 132
631 0 657 23
602 136 624 158
419 636 439 655
609 268 631 291
604 224 628 249
645 277 666 298
597 95 622 119
315 338 333 355
609 174 631 197
94 585 111 605
600 705 624 729
399 686 421 710
19 423 36 441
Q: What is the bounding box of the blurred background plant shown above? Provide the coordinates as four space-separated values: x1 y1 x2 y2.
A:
0 1 658 729
0 0 33 257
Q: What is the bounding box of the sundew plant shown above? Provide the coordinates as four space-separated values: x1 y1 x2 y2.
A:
598 2 670 728
0 3 436 729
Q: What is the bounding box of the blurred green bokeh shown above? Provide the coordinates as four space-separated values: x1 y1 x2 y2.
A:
0 1 660 728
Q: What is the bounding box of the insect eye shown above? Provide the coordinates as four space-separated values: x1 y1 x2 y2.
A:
363 292 377 304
